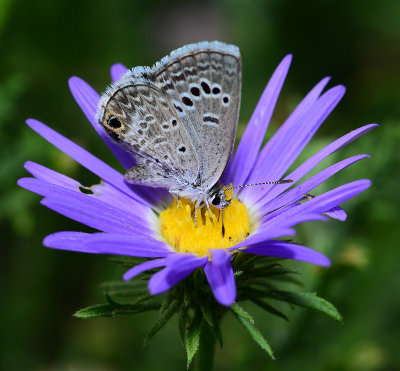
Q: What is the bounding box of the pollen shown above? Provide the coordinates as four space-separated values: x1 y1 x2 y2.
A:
159 188 250 257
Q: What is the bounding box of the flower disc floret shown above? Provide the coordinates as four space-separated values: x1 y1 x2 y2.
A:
160 193 250 257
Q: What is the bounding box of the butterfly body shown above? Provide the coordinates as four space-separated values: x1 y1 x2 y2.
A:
96 41 241 211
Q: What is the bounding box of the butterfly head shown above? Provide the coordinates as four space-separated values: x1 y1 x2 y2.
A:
208 186 232 210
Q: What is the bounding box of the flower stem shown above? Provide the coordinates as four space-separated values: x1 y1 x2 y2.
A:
197 323 216 371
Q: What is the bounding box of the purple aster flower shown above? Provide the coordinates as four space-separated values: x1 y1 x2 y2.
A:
18 55 376 308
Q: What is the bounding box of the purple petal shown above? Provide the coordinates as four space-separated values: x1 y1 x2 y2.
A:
23 161 159 217
68 76 136 170
90 181 158 215
251 124 378 206
85 233 172 257
44 232 172 257
258 154 370 215
302 179 371 215
228 55 292 186
24 161 80 190
230 228 296 250
220 153 233 185
242 85 346 205
324 205 347 221
43 231 97 252
68 76 99 131
25 118 151 206
19 177 152 234
123 258 167 281
148 254 208 295
204 249 236 306
257 202 302 225
267 179 371 227
111 63 128 82
261 213 328 229
236 76 330 188
244 240 330 266
42 197 148 236
262 198 347 223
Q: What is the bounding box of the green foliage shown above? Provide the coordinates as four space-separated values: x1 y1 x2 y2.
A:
145 292 181 346
231 302 254 324
107 256 148 267
185 310 202 368
100 281 149 300
199 301 224 348
249 296 290 322
263 291 342 322
74 300 161 319
230 255 342 358
71 253 342 366
233 309 275 360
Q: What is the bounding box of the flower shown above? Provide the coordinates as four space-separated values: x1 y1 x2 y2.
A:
18 55 376 307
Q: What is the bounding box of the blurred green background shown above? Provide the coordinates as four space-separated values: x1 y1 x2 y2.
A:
1 0 400 369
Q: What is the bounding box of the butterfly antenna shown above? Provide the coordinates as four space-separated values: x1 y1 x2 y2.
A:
225 179 293 191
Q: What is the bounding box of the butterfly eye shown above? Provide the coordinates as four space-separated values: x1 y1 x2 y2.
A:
211 194 221 206
107 115 122 129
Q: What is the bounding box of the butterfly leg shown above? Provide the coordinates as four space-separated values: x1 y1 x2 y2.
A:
170 192 181 203
194 200 202 227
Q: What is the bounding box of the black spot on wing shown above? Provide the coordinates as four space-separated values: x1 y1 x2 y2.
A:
182 96 193 107
201 81 211 94
203 115 219 124
191 87 200 96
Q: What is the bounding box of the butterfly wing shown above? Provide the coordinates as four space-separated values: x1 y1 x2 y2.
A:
96 68 200 189
152 41 242 190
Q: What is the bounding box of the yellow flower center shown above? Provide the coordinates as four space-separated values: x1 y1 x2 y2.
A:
159 188 250 257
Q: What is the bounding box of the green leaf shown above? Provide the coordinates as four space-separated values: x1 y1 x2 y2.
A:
186 311 202 369
247 262 284 274
239 255 283 270
235 254 259 269
238 272 303 287
144 298 180 346
200 302 223 348
248 295 289 322
101 280 148 298
236 279 278 291
107 255 147 267
230 302 254 324
160 289 179 315
265 291 342 321
263 267 299 276
234 312 275 359
179 305 189 345
265 273 304 286
73 302 161 319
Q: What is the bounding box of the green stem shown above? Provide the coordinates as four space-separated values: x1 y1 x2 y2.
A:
197 323 216 371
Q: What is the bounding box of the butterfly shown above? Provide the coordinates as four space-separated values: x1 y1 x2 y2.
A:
96 42 241 219
96 41 290 234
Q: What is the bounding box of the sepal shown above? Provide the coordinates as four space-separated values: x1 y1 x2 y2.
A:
73 299 161 319
74 252 342 365
231 304 275 359
185 309 202 369
144 291 181 346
